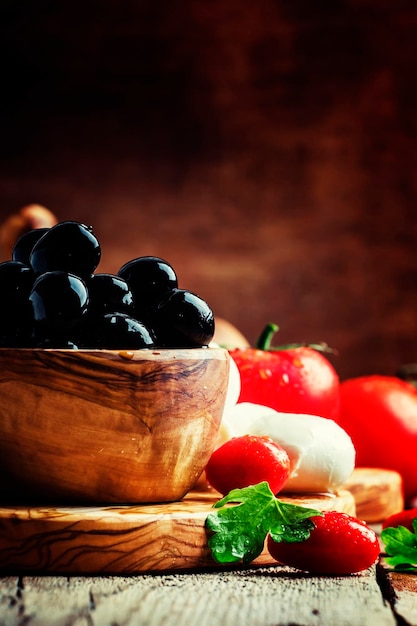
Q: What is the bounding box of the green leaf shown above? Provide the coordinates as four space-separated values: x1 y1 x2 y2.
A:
205 481 322 565
381 518 417 572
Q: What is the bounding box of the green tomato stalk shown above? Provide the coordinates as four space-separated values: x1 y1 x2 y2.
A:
255 322 336 355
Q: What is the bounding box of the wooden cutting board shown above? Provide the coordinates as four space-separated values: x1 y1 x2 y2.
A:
344 467 404 523
0 489 355 575
0 468 403 575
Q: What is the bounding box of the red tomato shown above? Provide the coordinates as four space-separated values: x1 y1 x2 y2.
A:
337 375 417 502
382 508 417 531
267 511 380 575
230 346 340 420
205 434 291 496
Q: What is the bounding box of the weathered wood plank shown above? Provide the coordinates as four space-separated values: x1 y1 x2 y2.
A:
0 577 24 626
378 561 417 626
388 572 417 625
0 567 396 626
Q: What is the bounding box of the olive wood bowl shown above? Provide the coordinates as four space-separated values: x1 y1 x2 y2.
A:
0 347 230 504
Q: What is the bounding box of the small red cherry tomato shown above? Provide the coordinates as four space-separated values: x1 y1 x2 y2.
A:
205 434 291 496
382 508 417 532
267 511 380 575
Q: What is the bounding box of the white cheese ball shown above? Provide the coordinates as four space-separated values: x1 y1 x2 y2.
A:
222 402 356 494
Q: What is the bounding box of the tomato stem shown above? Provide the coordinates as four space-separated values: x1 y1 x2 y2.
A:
256 323 280 350
255 322 337 355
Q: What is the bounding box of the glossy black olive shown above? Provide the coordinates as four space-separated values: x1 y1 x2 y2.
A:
86 313 155 349
152 288 214 347
30 221 101 278
29 271 89 336
12 228 50 265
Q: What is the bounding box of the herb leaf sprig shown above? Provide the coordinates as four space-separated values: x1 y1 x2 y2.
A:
205 481 322 565
381 518 417 572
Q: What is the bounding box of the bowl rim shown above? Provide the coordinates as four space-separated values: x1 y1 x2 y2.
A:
0 346 230 362
0 345 227 352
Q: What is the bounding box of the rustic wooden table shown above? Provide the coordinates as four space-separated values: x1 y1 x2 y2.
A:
0 559 416 626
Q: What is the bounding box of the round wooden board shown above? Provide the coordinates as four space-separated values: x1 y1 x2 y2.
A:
0 488 355 575
343 467 404 523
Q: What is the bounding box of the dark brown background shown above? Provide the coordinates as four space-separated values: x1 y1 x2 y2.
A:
1 1 417 380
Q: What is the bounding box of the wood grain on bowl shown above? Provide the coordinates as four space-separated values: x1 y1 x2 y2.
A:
0 347 230 504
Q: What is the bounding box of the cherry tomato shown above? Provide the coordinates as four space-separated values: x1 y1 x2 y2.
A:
205 434 291 496
267 511 380 575
336 375 417 502
382 508 417 532
230 345 340 420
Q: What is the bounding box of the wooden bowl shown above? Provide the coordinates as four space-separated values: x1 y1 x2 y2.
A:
0 347 230 504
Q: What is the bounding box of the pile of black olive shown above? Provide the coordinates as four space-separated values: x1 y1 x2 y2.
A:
0 221 215 349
